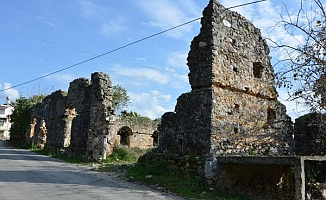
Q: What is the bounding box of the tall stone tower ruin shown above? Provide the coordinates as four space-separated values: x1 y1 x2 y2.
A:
158 0 293 162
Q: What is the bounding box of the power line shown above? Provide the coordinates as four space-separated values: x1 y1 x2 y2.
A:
1 26 186 75
0 0 266 93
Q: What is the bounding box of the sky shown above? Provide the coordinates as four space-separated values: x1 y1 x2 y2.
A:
0 0 317 120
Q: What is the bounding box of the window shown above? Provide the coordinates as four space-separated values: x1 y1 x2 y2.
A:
267 108 276 126
0 120 4 127
0 108 4 115
253 62 264 78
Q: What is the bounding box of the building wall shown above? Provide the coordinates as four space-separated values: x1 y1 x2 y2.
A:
0 102 14 140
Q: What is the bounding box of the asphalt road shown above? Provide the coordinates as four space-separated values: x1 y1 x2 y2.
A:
0 141 182 200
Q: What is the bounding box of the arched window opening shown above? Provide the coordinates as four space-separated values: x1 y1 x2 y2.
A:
118 126 132 146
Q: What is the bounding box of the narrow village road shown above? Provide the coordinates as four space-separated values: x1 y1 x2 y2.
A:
0 141 182 200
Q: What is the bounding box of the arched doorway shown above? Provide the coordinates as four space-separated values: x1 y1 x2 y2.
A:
118 126 132 146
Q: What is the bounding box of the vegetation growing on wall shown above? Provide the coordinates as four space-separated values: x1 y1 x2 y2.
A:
10 95 45 143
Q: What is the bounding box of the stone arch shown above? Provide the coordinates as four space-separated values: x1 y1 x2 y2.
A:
118 126 132 146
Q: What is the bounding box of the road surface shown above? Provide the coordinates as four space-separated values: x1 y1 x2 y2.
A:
0 141 182 200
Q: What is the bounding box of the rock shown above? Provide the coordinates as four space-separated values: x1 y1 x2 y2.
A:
145 175 153 179
127 176 134 182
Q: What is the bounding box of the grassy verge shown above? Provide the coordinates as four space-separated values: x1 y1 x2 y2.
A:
126 150 251 200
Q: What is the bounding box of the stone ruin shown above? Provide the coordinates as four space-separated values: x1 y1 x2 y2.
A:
158 0 293 161
157 1 326 199
116 116 160 149
28 72 116 160
27 72 158 161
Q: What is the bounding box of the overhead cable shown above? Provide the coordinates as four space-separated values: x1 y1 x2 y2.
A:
0 0 266 93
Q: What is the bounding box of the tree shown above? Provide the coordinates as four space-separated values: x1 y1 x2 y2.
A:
272 0 326 114
112 85 130 113
10 95 45 143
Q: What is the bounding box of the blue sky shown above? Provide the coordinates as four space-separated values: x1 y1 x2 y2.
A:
0 0 314 119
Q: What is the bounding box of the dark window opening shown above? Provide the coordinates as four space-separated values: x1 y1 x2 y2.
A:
267 108 276 126
118 127 132 146
253 62 264 78
152 131 159 147
232 39 237 45
245 87 249 93
234 104 240 111
234 127 239 133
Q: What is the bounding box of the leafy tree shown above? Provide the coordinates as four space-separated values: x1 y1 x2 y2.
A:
120 110 140 117
271 0 326 113
112 85 130 113
10 95 45 142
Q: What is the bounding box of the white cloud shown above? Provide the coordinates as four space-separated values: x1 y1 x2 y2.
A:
151 90 171 101
36 16 58 29
136 57 147 61
166 52 188 69
110 64 171 86
44 73 76 84
0 82 20 102
220 0 255 20
78 0 101 18
128 90 174 119
78 0 127 37
136 0 200 38
100 17 127 38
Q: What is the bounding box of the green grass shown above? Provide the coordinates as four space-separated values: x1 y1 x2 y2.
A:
94 146 149 172
29 145 87 164
126 150 251 200
101 146 148 164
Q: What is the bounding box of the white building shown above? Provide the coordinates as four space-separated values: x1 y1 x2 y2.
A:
0 97 14 140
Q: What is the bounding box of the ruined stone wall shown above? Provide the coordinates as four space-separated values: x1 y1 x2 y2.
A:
67 78 91 155
31 90 67 149
117 116 160 149
30 72 117 161
295 113 326 155
86 72 116 160
158 0 293 159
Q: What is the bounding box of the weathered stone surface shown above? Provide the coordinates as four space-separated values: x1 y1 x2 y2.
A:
117 116 160 149
158 0 293 177
86 72 115 160
295 113 326 156
28 72 158 161
30 72 117 161
31 90 67 149
67 78 91 155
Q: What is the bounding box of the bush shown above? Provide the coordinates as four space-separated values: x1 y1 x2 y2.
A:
10 95 45 143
